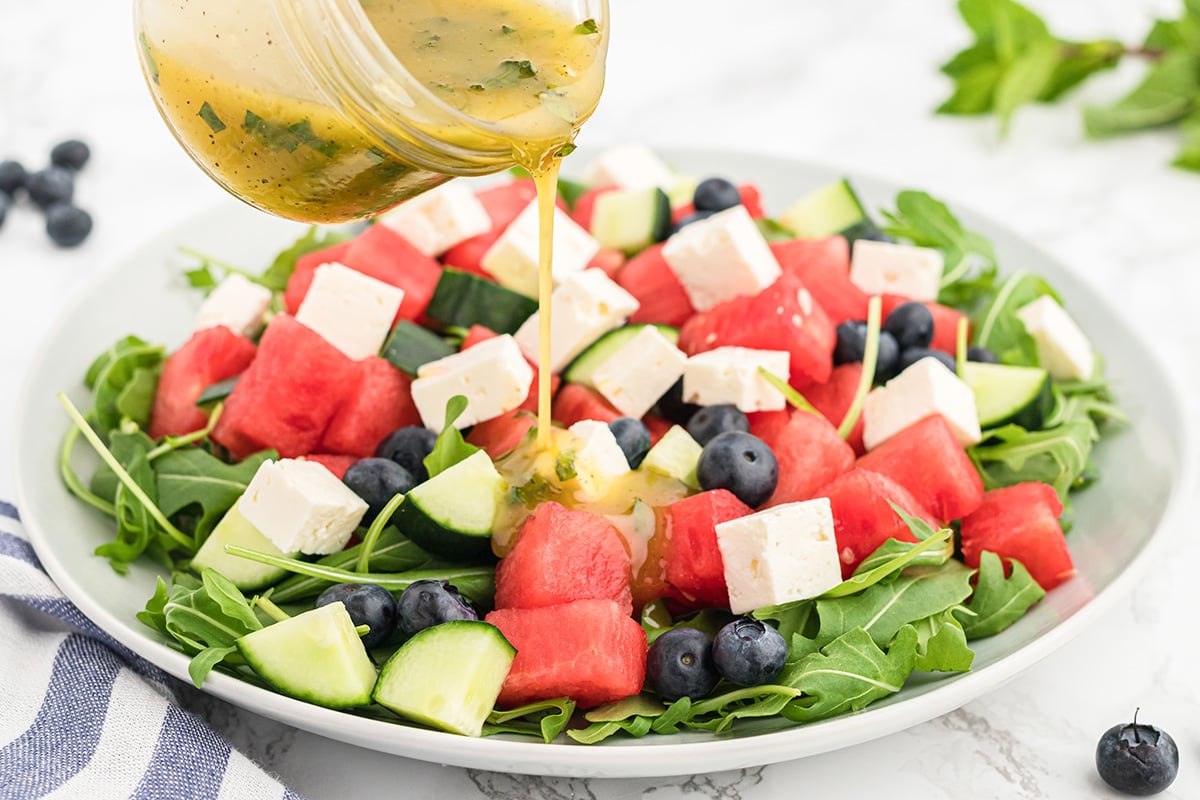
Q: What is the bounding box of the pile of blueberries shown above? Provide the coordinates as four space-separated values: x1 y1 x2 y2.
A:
0 140 94 247
673 177 743 233
835 300 997 382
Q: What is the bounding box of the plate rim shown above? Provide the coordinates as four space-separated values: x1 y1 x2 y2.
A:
13 147 1197 777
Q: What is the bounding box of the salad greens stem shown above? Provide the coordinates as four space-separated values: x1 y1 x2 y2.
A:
838 295 882 439
145 403 223 461
956 317 969 379
356 493 406 574
58 425 116 517
225 544 494 594
58 393 195 553
758 368 820 416
178 246 260 282
254 595 291 623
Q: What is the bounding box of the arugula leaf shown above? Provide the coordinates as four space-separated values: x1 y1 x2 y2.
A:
258 226 351 292
483 697 576 742
92 430 161 572
972 269 1060 366
584 694 667 722
154 448 275 545
556 177 589 209
1085 51 1200 138
881 191 997 311
137 570 264 686
968 419 1095 502
911 607 974 672
184 265 218 290
778 626 918 723
85 336 165 434
270 526 433 603
423 395 480 478
567 715 654 743
956 551 1046 638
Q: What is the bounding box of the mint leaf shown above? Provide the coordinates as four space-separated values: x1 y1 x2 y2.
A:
574 18 598 35
956 551 1046 638
474 60 537 91
258 226 350 292
1038 40 1123 102
423 395 481 478
198 102 227 133
1173 108 1200 171
1085 51 1199 137
994 40 1059 134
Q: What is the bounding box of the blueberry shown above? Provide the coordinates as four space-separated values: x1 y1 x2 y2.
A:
374 426 438 484
692 178 741 213
670 209 715 236
45 204 93 248
696 431 778 507
967 345 998 364
608 417 651 468
897 347 956 375
26 167 74 209
874 331 900 382
0 160 26 197
882 301 934 351
645 627 718 701
50 139 90 171
1096 713 1179 796
396 579 478 637
0 194 8 230
833 321 898 382
686 404 749 447
655 378 700 426
712 618 787 686
315 583 398 649
342 457 415 523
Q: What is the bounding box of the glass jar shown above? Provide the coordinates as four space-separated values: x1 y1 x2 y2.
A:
133 0 608 223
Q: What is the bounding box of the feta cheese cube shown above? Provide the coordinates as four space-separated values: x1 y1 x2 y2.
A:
514 270 639 373
682 347 790 412
480 201 600 298
592 326 688 419
849 240 944 301
566 420 631 502
237 459 368 555
581 143 679 191
411 334 534 432
376 181 491 257
863 357 982 450
716 498 843 614
662 205 782 311
194 273 273 338
1015 295 1095 381
294 262 405 360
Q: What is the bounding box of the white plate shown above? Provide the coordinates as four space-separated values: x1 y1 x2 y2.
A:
14 150 1194 778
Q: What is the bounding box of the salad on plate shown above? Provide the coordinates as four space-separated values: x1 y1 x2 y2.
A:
56 143 1123 744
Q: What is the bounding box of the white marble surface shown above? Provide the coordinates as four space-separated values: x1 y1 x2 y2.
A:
3 1 1200 797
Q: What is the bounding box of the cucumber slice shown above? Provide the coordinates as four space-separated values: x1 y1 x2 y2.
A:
382 320 456 376
962 361 1053 430
395 450 506 561
195 376 239 407
237 602 377 708
664 177 699 209
372 620 515 737
640 425 701 489
191 505 295 591
590 187 671 254
562 324 680 389
779 179 872 238
425 268 538 335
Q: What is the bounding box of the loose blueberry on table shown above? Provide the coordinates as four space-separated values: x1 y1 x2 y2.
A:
1095 712 1179 796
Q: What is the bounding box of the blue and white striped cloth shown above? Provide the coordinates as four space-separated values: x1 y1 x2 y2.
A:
0 502 305 800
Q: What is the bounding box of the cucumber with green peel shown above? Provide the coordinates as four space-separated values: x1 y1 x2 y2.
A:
640 424 702 489
562 324 680 390
664 177 699 209
236 602 377 708
372 620 515 737
395 450 506 561
962 361 1053 430
382 321 456 376
589 187 671 254
779 179 874 239
425 268 538 335
191 505 294 591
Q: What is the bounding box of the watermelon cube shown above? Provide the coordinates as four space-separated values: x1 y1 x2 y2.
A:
815 467 939 577
770 237 868 326
318 356 421 457
303 453 357 480
756 410 855 508
282 240 353 316
857 414 984 521
679 271 835 388
803 363 866 454
552 383 621 427
486 599 647 709
466 411 536 459
212 314 358 460
148 326 257 439
494 502 633 615
664 489 752 609
617 243 695 327
961 483 1074 590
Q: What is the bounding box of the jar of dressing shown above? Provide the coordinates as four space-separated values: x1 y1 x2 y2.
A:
133 0 608 223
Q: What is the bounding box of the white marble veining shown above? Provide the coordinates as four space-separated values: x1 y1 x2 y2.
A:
3 1 1200 797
